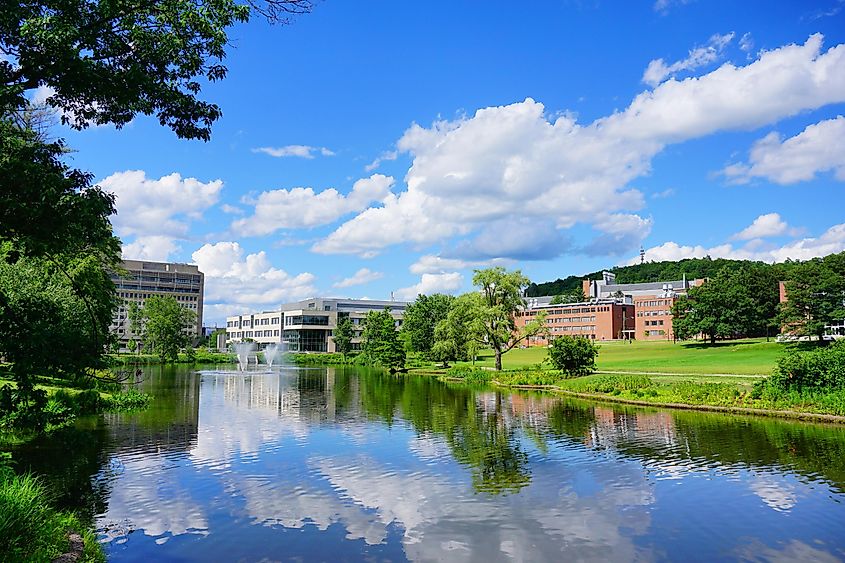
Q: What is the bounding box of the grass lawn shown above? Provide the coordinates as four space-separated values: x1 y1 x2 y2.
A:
459 338 783 376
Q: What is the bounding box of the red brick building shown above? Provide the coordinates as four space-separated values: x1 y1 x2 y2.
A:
515 298 635 345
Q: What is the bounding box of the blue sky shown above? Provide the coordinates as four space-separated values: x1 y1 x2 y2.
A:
46 0 845 324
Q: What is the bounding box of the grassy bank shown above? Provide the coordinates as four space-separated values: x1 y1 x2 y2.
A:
453 338 781 375
109 349 235 365
0 457 104 562
440 368 845 420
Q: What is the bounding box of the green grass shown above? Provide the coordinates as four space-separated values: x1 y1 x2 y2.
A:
456 338 781 376
0 464 104 562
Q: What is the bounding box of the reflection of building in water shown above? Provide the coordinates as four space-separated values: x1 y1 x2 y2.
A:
103 370 201 456
583 407 677 450
219 369 356 424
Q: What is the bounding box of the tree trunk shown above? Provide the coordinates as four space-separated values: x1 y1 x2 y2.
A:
494 348 503 371
710 333 716 345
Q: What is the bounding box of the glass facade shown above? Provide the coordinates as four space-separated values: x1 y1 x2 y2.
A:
283 329 328 352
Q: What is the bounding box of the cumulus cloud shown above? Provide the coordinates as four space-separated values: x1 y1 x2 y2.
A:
636 222 845 264
252 145 334 158
739 32 754 54
409 255 513 275
395 273 464 300
722 116 845 185
583 213 654 256
191 242 317 323
333 268 384 288
101 170 223 261
232 174 394 236
642 32 735 87
314 35 845 260
731 213 790 240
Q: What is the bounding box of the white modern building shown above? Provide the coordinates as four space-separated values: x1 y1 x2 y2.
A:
226 297 408 352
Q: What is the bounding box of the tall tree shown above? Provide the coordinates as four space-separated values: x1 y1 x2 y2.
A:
671 267 758 344
362 308 405 370
333 316 354 361
400 293 454 358
779 253 845 341
431 293 480 367
472 267 546 371
141 296 196 363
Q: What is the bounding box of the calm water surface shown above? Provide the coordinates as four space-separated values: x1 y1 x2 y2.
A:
14 365 845 562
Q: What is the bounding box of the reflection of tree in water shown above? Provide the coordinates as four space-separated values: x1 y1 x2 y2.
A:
356 373 532 494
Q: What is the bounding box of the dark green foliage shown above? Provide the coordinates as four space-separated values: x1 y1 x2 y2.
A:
430 293 477 367
361 308 406 370
547 336 600 377
672 266 775 344
767 341 845 391
778 253 845 340
526 256 793 297
401 293 454 358
104 389 151 411
445 366 493 383
333 316 354 359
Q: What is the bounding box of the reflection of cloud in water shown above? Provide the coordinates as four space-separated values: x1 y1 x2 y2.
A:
749 473 798 512
407 433 452 462
99 453 209 542
307 454 657 562
235 476 388 545
734 539 842 562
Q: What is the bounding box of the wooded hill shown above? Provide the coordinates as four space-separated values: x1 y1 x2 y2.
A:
525 257 798 297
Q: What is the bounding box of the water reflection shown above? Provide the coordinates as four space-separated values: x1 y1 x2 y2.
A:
8 365 845 561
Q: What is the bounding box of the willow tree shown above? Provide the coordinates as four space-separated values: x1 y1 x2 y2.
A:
472 268 546 371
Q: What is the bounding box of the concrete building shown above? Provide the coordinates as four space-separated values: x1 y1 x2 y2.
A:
110 260 204 348
516 297 636 344
583 271 703 341
226 297 408 352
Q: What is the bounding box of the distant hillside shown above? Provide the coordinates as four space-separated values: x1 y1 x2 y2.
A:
525 257 795 297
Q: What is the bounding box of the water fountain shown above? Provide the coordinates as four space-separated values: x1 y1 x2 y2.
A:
233 341 255 371
263 344 281 368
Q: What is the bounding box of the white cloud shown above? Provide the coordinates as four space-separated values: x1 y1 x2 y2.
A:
731 213 790 240
584 214 654 256
220 204 244 215
637 222 845 264
122 236 181 261
333 268 384 288
653 0 693 14
365 150 399 172
232 174 394 236
739 32 754 53
252 145 334 159
722 116 845 185
395 272 464 300
642 32 735 87
314 35 845 260
651 188 676 199
192 242 317 323
101 170 223 261
409 255 513 275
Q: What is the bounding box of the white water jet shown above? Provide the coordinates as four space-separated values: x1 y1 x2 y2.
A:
234 341 255 371
264 344 281 368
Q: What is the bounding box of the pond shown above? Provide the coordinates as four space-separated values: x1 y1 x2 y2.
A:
12 364 845 561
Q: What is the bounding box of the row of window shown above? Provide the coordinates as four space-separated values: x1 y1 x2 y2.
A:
549 325 596 332
636 310 669 317
637 299 673 307
545 316 597 324
643 320 665 326
230 330 281 338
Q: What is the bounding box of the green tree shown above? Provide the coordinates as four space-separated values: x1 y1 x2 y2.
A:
550 288 587 305
547 336 599 377
333 316 354 361
127 301 144 354
400 293 454 358
671 267 758 344
431 293 480 367
141 296 196 363
472 267 546 371
778 253 845 341
362 308 405 370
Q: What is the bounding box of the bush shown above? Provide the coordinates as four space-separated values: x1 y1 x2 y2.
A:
445 366 492 383
768 341 845 391
0 459 104 562
547 336 600 377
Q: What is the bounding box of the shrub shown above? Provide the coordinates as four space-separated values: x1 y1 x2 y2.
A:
104 389 152 411
557 374 653 394
446 366 492 383
547 336 600 377
768 341 845 391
